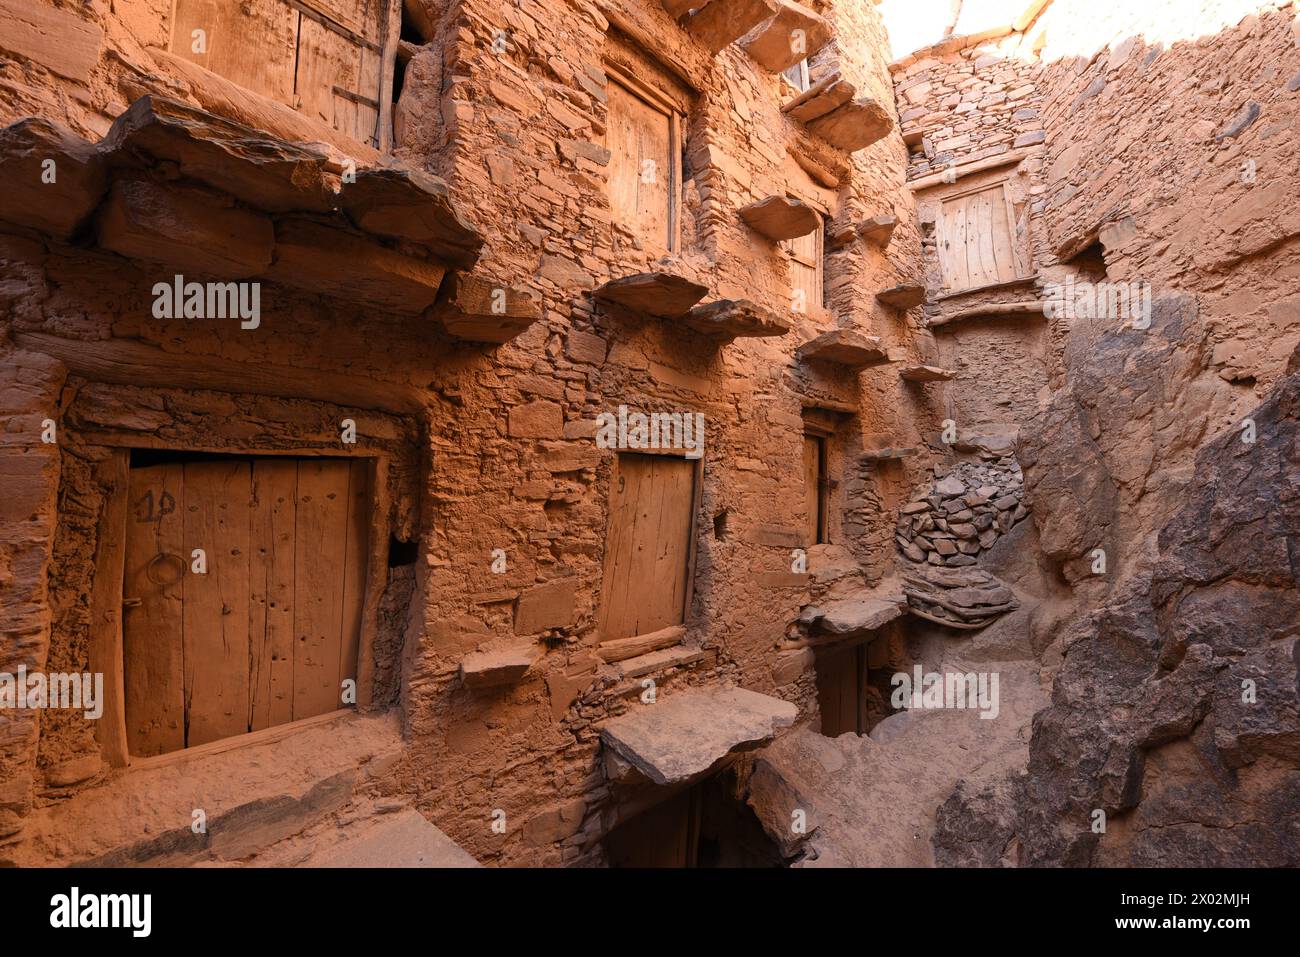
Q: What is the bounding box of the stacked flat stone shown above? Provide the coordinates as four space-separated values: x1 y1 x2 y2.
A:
895 458 1029 566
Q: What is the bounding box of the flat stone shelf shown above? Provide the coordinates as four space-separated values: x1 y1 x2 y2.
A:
782 73 855 123
800 578 907 640
876 282 927 309
593 270 709 319
928 299 1046 329
460 645 538 689
684 299 791 341
806 95 894 152
739 195 820 241
861 446 917 462
600 686 797 786
436 275 540 344
796 329 892 368
741 0 832 72
859 214 898 247
684 0 780 55
899 364 956 382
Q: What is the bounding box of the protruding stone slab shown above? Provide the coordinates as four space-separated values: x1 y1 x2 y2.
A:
101 95 336 214
263 219 446 314
782 74 855 123
340 166 483 270
0 117 106 239
437 274 540 344
899 364 955 382
593 271 709 318
739 195 820 241
810 581 907 637
686 0 779 55
876 282 926 309
858 214 898 247
684 299 791 341
97 176 273 278
796 329 891 368
740 0 832 72
600 687 797 785
460 646 538 689
806 96 894 152
304 809 481 868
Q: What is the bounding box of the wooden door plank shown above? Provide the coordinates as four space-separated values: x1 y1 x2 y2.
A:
292 459 350 720
123 463 187 757
975 190 998 287
249 458 297 731
597 456 636 639
89 451 131 767
802 435 820 546
338 459 371 688
170 0 299 106
182 460 253 748
652 457 693 634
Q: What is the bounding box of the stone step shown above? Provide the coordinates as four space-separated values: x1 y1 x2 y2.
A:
806 96 894 152
739 194 821 240
783 73 856 123
686 0 780 55
796 329 891 368
295 808 480 868
684 298 791 341
593 270 709 319
899 364 956 382
740 0 832 72
876 282 927 309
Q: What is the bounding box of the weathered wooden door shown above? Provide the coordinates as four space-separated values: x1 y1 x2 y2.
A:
802 433 825 546
123 456 370 757
936 182 1023 293
814 642 867 737
169 0 387 145
604 786 701 868
598 454 696 641
606 77 675 254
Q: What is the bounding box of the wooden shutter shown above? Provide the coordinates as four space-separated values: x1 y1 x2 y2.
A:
785 210 823 311
123 456 370 757
598 454 696 641
169 0 389 146
170 0 299 106
606 77 676 254
936 182 1023 293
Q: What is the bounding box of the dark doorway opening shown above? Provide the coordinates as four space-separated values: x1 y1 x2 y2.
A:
603 774 784 868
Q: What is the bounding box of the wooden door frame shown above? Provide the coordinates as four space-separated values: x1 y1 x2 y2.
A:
89 444 392 769
598 447 704 642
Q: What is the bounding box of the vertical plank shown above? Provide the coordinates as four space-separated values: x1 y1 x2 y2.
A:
974 189 998 287
182 460 252 748
597 455 636 640
89 451 132 767
802 435 821 546
249 458 297 731
338 458 371 689
606 80 672 254
293 459 350 720
170 0 299 106
123 463 187 757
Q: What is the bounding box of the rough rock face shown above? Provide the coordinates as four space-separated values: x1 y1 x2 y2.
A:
934 354 1300 867
895 458 1029 565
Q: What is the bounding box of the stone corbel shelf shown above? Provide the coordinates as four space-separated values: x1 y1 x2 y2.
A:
899 364 956 382
859 214 899 247
739 0 832 72
436 275 541 344
739 195 820 241
928 299 1046 329
684 299 791 341
460 645 538 690
674 0 781 55
876 282 927 309
861 445 916 462
0 95 485 317
781 72 894 153
592 270 709 319
796 330 893 368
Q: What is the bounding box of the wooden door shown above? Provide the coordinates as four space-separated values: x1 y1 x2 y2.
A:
606 78 675 254
123 456 370 757
785 213 822 312
598 454 696 642
937 182 1022 293
605 787 701 868
169 0 387 145
815 642 866 736
802 434 824 546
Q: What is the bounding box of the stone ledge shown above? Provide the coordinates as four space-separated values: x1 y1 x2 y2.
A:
683 299 791 341
796 329 892 368
593 270 710 319
600 687 797 785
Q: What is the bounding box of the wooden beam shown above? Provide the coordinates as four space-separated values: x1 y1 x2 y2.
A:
597 624 687 663
14 333 423 413
908 147 1037 192
89 450 131 768
928 300 1045 329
